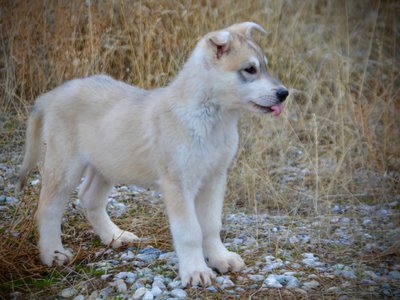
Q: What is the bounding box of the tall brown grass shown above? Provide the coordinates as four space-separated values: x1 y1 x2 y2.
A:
1 0 399 214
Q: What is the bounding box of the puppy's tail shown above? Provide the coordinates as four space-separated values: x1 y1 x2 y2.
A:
16 105 44 192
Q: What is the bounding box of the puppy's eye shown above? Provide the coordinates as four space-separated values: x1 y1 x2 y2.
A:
243 66 257 75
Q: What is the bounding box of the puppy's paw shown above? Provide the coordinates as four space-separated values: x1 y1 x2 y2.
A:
41 247 73 266
180 265 216 287
107 230 139 248
206 250 245 274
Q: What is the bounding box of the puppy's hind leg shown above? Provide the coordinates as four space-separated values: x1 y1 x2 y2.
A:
37 158 83 266
79 166 139 248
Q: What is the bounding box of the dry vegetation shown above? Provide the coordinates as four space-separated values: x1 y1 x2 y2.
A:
0 0 399 299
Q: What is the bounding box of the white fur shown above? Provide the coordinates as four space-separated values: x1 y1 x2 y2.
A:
18 22 287 286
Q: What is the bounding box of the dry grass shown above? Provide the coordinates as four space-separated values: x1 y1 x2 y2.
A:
0 0 399 298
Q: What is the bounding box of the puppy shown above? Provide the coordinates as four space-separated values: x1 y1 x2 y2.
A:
18 22 288 286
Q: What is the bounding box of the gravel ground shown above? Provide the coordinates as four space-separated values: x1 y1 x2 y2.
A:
1 154 399 299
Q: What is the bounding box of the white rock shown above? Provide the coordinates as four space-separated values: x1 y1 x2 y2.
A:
302 280 319 288
152 279 167 290
109 279 127 293
159 251 176 260
302 258 319 268
364 270 381 281
302 253 315 259
120 250 135 260
363 219 372 226
170 288 187 298
248 274 264 282
291 263 301 269
342 270 356 279
151 286 162 297
216 276 235 288
99 274 111 280
286 276 299 288
264 275 283 288
132 287 148 300
389 270 400 280
341 217 351 223
115 271 136 283
168 280 183 289
31 179 40 186
206 286 217 292
61 287 76 298
73 296 85 300
142 291 154 300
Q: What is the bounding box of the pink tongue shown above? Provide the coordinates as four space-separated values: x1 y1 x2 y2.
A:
270 103 284 116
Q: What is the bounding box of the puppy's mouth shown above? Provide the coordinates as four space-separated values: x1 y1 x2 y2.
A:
250 102 284 116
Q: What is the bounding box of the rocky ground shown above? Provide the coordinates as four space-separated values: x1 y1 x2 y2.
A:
1 154 399 299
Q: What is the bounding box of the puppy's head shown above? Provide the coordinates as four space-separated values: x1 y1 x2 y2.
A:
199 22 288 116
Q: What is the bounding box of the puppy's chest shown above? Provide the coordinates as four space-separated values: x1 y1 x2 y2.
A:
176 128 238 177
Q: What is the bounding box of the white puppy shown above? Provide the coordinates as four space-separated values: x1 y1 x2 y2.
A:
18 22 288 286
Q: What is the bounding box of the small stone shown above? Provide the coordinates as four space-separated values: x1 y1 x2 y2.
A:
302 280 319 289
248 284 259 289
61 287 76 298
206 286 217 292
364 270 381 281
159 251 176 260
291 263 301 269
363 219 372 226
302 253 315 259
168 280 183 289
120 250 135 260
216 276 235 289
286 276 299 288
326 286 340 293
248 274 264 282
132 287 148 300
263 259 284 271
360 279 376 285
101 274 112 280
30 179 40 185
99 287 113 299
389 270 400 280
142 291 154 300
151 286 162 297
264 274 283 288
152 279 167 290
115 271 137 283
170 288 187 298
109 279 127 293
333 264 345 270
302 258 320 268
289 236 299 244
342 270 356 279
73 295 85 300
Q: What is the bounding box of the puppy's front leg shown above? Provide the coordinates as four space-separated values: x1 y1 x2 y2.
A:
196 171 245 274
160 177 215 287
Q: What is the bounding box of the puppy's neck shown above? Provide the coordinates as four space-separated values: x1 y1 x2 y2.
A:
167 50 239 138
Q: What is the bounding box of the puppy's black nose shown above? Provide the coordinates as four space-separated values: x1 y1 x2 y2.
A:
276 87 289 102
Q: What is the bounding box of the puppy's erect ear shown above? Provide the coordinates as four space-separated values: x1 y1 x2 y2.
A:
208 30 231 59
226 22 267 39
